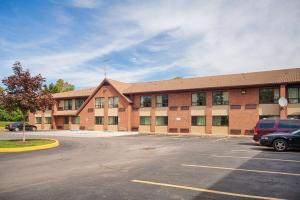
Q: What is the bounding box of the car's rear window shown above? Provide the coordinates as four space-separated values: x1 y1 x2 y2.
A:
258 120 275 128
278 120 300 129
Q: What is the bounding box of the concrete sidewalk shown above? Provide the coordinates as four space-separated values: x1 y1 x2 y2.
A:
5 130 139 138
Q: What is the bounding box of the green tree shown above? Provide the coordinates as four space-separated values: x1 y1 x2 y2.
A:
1 62 54 141
172 76 183 79
44 79 75 93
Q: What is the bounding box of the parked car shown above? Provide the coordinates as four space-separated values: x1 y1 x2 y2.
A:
5 122 37 131
260 129 300 151
253 119 300 141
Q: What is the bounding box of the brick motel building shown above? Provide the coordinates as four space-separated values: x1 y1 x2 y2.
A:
29 68 300 135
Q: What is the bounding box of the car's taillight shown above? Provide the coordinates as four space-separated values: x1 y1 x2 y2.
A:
254 128 258 135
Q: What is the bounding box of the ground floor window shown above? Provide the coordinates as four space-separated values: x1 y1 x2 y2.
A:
140 116 151 125
192 116 206 126
288 115 300 119
259 115 280 119
35 117 42 124
95 116 104 125
108 116 118 125
45 117 52 124
64 117 69 124
212 116 228 126
156 116 168 126
71 116 80 124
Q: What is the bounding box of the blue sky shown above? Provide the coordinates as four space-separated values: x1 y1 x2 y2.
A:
0 0 299 89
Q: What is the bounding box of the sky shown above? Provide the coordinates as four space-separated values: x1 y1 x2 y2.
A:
0 0 299 89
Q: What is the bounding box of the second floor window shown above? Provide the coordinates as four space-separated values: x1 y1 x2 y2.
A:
213 91 229 105
287 87 300 104
192 92 206 106
156 95 168 107
95 97 104 108
259 88 279 104
64 100 73 110
108 96 119 108
75 99 84 110
141 96 152 107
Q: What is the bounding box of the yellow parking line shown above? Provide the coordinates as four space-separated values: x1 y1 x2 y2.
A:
131 179 283 200
182 164 300 177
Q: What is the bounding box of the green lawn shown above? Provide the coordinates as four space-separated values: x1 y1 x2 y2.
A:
0 139 55 148
0 121 11 128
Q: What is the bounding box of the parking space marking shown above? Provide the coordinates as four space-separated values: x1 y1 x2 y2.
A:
131 179 283 200
214 137 229 142
198 154 300 163
182 164 300 177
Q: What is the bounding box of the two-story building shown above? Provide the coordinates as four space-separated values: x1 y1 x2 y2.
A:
29 68 300 135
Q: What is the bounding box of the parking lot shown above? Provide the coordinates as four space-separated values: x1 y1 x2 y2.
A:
0 133 299 200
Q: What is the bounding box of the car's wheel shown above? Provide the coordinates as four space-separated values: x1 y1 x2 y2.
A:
32 127 37 131
14 127 19 132
273 139 288 152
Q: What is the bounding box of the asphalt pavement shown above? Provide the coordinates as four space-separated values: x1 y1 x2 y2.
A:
0 133 299 200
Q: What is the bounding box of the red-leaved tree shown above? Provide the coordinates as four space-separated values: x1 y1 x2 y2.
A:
0 62 54 142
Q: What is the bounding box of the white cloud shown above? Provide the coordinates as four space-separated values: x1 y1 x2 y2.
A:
1 0 299 88
71 0 100 9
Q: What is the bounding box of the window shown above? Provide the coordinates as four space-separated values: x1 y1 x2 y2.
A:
191 116 206 126
287 87 300 104
141 96 152 107
64 117 69 124
75 99 84 109
192 92 206 106
258 120 275 128
95 116 104 125
278 120 300 129
140 116 151 125
288 115 300 119
45 117 52 124
259 115 279 119
35 117 42 124
71 116 80 124
213 91 229 105
108 96 119 108
95 97 104 108
108 116 118 125
156 116 168 126
64 100 73 110
212 116 229 126
259 88 279 104
156 95 168 107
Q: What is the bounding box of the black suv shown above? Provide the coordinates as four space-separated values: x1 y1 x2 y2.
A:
5 122 37 131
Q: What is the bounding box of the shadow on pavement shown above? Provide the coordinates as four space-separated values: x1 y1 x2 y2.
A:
192 149 300 200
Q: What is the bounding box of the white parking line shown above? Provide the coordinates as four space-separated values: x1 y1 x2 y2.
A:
197 154 300 163
215 137 229 142
182 164 300 177
131 179 283 200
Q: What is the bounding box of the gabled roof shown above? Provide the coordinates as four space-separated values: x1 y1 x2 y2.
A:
75 79 132 115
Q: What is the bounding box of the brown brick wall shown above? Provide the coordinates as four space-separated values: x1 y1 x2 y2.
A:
228 88 259 135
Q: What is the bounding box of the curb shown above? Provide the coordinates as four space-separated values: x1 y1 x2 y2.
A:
0 138 59 153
